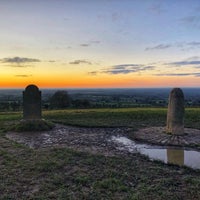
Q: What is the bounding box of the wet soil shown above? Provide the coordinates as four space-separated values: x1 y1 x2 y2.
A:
6 124 134 156
6 125 200 157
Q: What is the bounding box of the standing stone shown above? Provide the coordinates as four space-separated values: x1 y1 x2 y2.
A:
23 84 41 120
166 88 184 135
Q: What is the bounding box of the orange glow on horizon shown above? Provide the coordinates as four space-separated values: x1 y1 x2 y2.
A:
0 74 199 89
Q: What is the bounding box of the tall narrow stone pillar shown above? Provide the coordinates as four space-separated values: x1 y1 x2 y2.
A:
166 88 184 135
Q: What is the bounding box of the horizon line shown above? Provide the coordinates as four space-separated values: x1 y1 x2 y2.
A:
0 86 200 90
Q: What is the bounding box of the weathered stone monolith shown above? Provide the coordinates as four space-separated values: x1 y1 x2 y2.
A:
23 84 41 120
166 88 184 135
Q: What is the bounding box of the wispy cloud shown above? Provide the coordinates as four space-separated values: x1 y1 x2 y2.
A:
91 41 101 44
88 71 97 76
181 41 200 51
80 40 101 47
1 57 40 64
80 44 90 47
155 73 200 77
145 41 200 52
187 41 200 46
15 74 32 77
111 12 122 22
145 44 172 51
89 64 155 75
166 57 200 66
181 15 200 29
69 59 92 65
181 15 200 24
149 3 166 14
1 56 40 67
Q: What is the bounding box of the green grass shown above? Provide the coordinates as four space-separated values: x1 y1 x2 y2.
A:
43 108 167 128
10 119 55 132
1 107 200 129
43 107 200 129
0 108 200 199
0 138 199 199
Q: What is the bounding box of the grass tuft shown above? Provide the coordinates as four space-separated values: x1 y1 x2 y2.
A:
9 119 55 132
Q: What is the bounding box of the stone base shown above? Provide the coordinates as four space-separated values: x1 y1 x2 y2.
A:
133 127 200 149
12 119 55 132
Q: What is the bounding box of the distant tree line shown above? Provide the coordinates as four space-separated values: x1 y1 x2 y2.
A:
1 89 200 112
45 90 91 109
0 90 91 111
0 101 22 112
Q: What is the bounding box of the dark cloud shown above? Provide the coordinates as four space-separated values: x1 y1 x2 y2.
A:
88 71 97 76
1 57 40 64
97 64 155 75
15 74 32 77
145 44 171 51
110 64 143 70
155 73 200 77
167 60 200 66
69 60 92 65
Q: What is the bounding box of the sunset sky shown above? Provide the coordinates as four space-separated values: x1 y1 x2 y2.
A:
1 0 200 88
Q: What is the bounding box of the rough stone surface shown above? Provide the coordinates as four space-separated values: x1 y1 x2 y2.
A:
23 85 41 120
133 127 200 149
166 88 185 135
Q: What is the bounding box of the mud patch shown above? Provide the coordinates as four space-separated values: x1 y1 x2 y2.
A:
6 124 131 156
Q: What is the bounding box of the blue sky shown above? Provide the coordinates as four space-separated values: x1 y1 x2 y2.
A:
0 0 200 88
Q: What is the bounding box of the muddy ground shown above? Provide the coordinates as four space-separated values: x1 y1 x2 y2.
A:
6 124 135 156
6 124 200 155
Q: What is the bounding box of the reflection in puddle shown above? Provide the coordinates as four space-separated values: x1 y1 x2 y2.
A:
167 149 184 166
111 136 200 169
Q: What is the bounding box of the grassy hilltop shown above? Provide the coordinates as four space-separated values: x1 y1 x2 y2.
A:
0 108 200 199
1 107 200 130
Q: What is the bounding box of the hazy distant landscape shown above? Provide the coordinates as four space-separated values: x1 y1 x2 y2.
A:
1 88 200 112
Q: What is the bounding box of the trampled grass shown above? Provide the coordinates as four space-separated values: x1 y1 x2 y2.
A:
0 108 200 199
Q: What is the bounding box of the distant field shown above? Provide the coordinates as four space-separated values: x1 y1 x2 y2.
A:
1 107 200 131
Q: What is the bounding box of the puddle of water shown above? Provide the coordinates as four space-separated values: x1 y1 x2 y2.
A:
111 136 200 170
